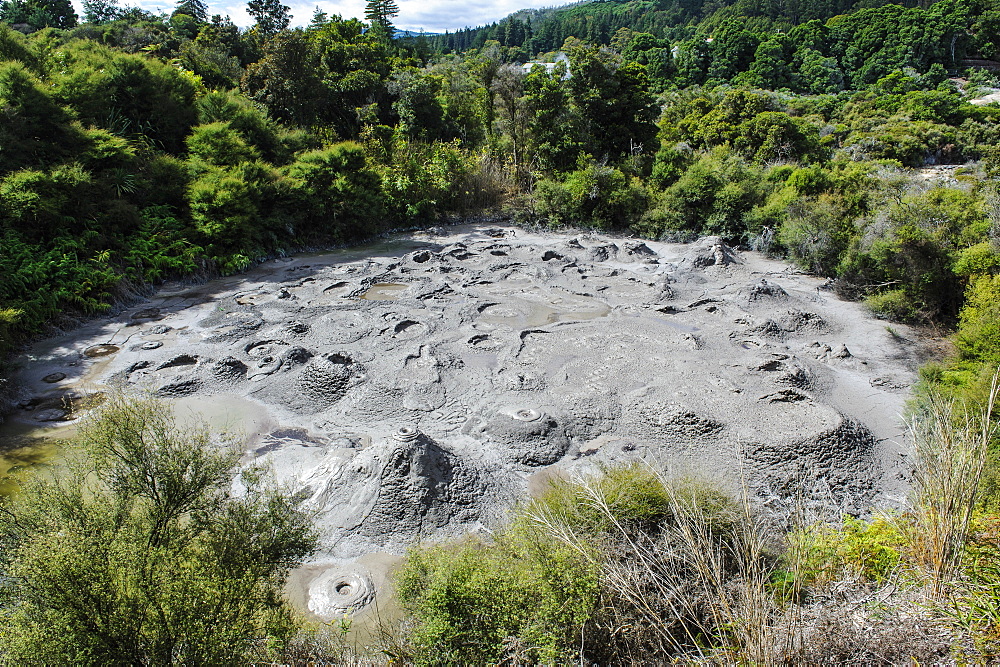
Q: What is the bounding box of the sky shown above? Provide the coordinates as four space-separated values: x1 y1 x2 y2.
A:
70 0 563 33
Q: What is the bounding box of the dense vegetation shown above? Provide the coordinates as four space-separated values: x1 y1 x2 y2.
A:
0 393 317 663
4 0 1000 659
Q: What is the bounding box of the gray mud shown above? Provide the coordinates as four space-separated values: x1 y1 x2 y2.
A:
2 225 924 621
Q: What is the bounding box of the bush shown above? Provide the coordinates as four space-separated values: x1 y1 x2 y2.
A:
638 150 770 242
788 515 906 585
956 276 1000 367
778 194 853 276
186 121 261 167
371 133 474 220
396 534 599 665
284 142 385 241
864 288 918 321
534 162 649 230
954 241 1000 279
0 392 317 664
187 159 289 263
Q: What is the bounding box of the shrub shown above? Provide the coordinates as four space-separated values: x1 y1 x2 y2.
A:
636 150 771 242
778 194 853 276
0 392 317 664
397 535 598 665
284 142 385 241
954 242 1000 279
788 515 906 585
956 276 1000 367
186 121 261 167
534 162 649 230
372 134 474 220
864 288 918 321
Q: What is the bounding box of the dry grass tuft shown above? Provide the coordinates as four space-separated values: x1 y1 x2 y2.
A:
525 467 795 663
909 373 999 591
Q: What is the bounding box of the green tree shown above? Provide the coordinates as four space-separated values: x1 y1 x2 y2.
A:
388 67 447 140
522 62 583 172
173 0 206 22
241 29 324 127
81 0 121 24
247 0 290 39
0 0 76 29
364 0 398 38
0 392 317 664
566 43 658 161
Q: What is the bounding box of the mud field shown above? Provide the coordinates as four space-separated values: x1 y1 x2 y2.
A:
2 224 924 622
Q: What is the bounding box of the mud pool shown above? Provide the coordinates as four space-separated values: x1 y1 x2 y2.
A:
1 224 925 623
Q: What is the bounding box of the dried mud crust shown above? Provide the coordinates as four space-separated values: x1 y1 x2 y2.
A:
18 227 922 572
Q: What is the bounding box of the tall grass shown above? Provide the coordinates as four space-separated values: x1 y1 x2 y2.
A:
909 372 999 591
525 467 792 663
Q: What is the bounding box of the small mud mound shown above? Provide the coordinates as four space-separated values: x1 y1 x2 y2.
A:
742 416 880 510
202 312 264 342
780 309 827 333
315 312 374 345
17 393 86 422
622 391 726 446
334 433 503 548
777 365 813 388
155 379 202 397
467 333 503 351
620 240 657 261
157 354 198 370
643 406 725 441
683 236 740 267
586 243 618 262
393 319 428 339
293 354 365 411
740 279 789 303
211 357 248 383
281 321 311 336
282 346 314 366
466 410 570 466
562 394 621 441
749 354 788 372
745 319 785 339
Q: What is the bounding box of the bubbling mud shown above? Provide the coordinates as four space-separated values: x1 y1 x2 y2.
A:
2 226 925 623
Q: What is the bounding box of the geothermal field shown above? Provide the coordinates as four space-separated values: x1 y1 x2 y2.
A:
3 225 924 622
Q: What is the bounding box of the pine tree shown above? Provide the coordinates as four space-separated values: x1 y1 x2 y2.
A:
364 0 399 37
173 0 206 21
308 6 328 30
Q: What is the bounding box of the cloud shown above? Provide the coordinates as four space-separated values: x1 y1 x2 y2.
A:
71 0 561 32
